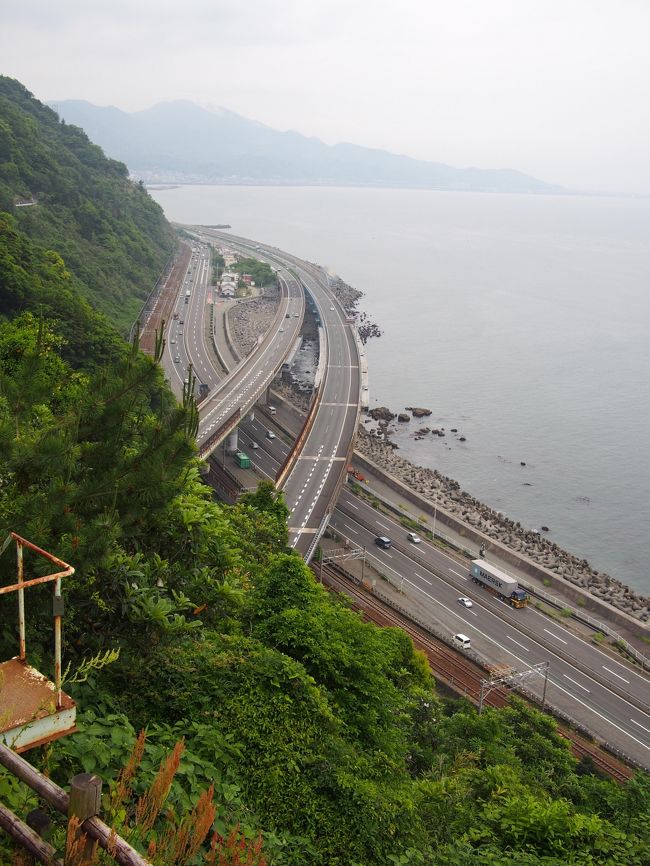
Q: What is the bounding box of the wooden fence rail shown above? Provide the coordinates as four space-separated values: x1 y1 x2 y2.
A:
0 742 151 866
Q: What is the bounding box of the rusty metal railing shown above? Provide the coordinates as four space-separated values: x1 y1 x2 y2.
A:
0 533 75 710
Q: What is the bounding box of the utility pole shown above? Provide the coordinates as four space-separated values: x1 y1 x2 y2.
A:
478 662 550 715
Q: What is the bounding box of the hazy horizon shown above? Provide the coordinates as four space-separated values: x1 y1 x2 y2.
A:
2 1 649 195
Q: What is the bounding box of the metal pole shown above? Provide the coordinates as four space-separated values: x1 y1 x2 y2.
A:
17 539 25 660
541 661 549 710
54 577 62 709
478 681 485 715
320 554 324 584
432 505 437 542
361 548 366 584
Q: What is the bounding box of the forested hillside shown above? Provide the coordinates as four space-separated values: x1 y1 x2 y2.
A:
0 78 649 866
1 314 649 865
0 76 175 333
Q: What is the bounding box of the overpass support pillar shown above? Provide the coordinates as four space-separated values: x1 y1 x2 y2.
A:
227 430 238 453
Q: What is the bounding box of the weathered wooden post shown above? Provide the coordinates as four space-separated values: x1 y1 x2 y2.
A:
65 773 102 866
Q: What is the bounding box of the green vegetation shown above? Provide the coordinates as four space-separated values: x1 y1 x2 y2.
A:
1 75 649 866
231 256 276 288
212 251 225 283
0 76 175 333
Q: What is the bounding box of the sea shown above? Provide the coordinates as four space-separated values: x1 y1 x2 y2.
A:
149 185 650 595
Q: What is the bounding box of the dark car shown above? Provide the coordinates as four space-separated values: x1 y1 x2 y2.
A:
374 536 392 549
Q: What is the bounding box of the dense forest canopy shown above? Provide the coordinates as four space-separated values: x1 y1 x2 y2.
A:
0 76 175 334
0 76 649 866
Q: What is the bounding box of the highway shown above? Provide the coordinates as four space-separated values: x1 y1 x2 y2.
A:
192 229 362 558
161 234 650 771
235 387 650 771
331 489 650 769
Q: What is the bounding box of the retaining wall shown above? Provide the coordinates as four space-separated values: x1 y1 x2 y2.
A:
352 450 650 642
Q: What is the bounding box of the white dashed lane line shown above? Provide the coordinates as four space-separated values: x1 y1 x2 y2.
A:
544 628 567 645
603 666 630 684
564 674 590 694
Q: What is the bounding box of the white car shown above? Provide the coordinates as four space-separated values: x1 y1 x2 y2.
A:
329 306 335 311
266 431 276 440
250 442 259 450
407 532 422 544
458 597 473 608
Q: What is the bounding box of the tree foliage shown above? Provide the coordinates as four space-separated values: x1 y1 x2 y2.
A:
230 257 276 288
0 76 175 333
1 82 649 863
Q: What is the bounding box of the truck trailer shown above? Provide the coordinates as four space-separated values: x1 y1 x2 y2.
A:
469 559 529 608
234 451 251 469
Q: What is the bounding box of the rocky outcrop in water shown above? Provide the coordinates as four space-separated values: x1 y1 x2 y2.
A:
369 406 395 422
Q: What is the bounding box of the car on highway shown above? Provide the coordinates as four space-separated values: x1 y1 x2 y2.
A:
266 431 276 440
407 532 422 544
457 597 473 608
174 355 180 364
170 339 176 344
374 536 392 549
179 319 184 325
250 442 259 449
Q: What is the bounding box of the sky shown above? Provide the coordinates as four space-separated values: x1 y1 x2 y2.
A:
2 0 649 193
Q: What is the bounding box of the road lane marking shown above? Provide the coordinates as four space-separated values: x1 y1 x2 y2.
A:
376 522 391 531
449 568 466 579
564 674 590 693
543 628 567 644
603 666 630 684
348 502 359 510
402 577 650 751
413 572 431 585
507 635 530 652
383 552 393 559
631 718 650 735
344 525 359 535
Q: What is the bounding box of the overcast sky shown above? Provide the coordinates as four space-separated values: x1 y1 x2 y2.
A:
2 0 649 193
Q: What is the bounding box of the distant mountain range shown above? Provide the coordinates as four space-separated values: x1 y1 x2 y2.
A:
51 99 564 194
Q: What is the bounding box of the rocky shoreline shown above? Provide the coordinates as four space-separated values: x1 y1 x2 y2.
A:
356 425 650 624
229 262 650 622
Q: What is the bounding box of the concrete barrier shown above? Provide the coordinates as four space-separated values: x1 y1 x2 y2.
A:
352 450 650 643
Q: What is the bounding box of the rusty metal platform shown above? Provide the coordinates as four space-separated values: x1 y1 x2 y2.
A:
0 657 76 752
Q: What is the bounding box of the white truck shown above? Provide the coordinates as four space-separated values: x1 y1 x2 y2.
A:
469 559 529 608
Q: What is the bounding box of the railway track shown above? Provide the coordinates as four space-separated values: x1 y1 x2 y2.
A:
314 562 634 783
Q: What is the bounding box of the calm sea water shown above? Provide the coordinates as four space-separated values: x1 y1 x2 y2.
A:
150 185 650 593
